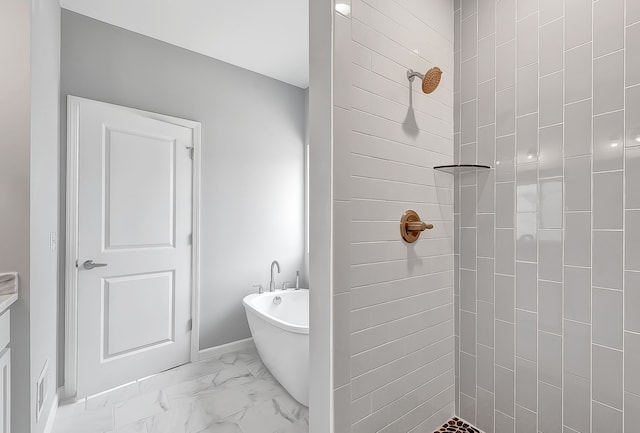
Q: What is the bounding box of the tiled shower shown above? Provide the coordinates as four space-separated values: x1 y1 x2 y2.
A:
453 0 640 432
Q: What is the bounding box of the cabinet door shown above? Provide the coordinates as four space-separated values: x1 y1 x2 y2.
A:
0 349 10 433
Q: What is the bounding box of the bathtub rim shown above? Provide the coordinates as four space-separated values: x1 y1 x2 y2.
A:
242 289 309 335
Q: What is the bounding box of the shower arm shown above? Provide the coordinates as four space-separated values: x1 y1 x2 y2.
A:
407 69 424 82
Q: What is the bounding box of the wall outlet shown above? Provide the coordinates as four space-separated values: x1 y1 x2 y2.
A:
36 361 48 423
49 231 57 252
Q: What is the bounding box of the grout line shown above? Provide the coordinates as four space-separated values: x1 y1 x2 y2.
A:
591 342 624 353
349 106 453 142
350 173 456 189
360 0 454 45
349 126 455 159
350 151 456 171
351 303 455 334
622 0 627 429
350 273 455 292
351 318 454 358
349 196 454 205
351 15 449 73
593 47 625 61
590 3 595 430
591 399 624 414
563 317 592 326
355 367 456 426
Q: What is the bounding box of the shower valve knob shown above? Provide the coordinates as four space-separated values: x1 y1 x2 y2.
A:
400 210 434 243
406 221 434 231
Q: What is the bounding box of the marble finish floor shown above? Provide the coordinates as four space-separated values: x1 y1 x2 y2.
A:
53 348 308 433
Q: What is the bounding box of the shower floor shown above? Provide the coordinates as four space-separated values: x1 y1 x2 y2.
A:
435 417 481 433
52 347 308 433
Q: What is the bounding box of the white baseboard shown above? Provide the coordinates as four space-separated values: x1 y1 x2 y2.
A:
198 337 255 360
42 393 59 433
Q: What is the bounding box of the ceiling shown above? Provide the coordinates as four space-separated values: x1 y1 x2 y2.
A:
59 0 310 88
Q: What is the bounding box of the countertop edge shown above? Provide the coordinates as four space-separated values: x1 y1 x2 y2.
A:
0 293 18 314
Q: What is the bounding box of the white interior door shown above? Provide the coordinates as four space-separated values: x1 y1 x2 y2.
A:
72 97 195 398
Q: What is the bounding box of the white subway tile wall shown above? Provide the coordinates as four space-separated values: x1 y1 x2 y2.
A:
332 0 456 431
454 0 640 432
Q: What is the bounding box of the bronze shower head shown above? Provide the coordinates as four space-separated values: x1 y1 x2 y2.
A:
407 66 443 94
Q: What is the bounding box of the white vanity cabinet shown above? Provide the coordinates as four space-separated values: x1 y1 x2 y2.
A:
0 310 11 433
0 347 9 433
0 273 18 433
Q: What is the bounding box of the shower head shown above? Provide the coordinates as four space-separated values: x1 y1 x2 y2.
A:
407 66 443 94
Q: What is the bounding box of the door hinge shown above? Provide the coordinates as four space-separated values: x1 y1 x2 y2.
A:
188 233 193 245
186 146 194 159
187 319 193 331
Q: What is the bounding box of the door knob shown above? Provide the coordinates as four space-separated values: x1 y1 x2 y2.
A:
83 260 108 270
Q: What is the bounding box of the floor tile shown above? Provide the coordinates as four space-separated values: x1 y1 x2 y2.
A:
114 391 170 429
52 349 308 433
434 416 481 432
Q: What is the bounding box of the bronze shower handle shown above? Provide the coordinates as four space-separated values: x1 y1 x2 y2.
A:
406 221 434 232
401 210 434 243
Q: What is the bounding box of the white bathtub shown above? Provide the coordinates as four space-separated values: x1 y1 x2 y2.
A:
243 289 309 406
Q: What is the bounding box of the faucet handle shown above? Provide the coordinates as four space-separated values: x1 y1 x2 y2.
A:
252 284 263 294
281 281 292 290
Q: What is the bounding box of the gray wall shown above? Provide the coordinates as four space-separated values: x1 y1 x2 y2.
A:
1 1 32 432
1 1 60 432
60 11 306 356
454 0 640 431
308 0 332 430
30 1 61 432
330 0 456 431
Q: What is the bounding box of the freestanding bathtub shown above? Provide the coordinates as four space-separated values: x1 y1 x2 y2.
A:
243 289 309 406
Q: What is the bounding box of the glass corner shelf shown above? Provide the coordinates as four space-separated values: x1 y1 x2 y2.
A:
433 164 492 174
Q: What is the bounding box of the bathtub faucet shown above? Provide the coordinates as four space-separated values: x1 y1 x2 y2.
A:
270 260 280 292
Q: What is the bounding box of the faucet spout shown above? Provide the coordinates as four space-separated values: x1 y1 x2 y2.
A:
270 260 280 292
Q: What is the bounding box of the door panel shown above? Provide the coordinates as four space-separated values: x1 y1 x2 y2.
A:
105 128 176 250
103 271 175 359
72 97 195 398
